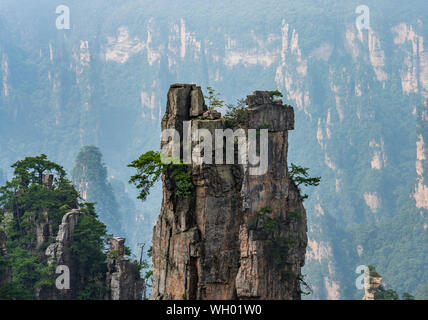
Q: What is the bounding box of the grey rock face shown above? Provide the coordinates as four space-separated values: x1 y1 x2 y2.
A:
150 86 308 300
190 86 207 117
35 209 50 249
41 212 143 300
106 237 144 300
202 109 221 120
39 209 82 299
45 209 81 266
245 91 274 107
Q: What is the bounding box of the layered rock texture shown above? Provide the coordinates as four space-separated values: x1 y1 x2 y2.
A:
106 237 144 300
150 84 307 300
42 209 82 299
42 212 143 300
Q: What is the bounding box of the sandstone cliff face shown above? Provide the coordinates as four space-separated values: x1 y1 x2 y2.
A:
106 237 144 300
43 211 143 300
150 84 307 300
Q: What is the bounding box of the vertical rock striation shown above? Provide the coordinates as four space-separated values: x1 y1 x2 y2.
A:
42 209 82 299
43 212 143 300
150 84 307 300
106 237 144 300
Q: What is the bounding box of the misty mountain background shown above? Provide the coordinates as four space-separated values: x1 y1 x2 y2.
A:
0 0 427 299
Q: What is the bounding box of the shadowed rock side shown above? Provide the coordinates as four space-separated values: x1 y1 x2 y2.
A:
150 84 307 300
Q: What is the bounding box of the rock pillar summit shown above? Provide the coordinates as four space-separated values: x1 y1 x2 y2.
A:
150 84 307 300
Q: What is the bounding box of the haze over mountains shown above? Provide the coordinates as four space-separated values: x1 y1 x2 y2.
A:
0 0 427 299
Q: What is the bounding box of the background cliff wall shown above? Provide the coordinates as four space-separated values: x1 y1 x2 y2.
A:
150 85 307 300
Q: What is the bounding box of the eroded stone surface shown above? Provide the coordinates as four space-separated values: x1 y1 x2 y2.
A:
106 237 144 300
150 85 307 300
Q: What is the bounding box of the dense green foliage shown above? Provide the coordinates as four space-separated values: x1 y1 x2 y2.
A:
129 151 194 202
402 292 415 300
289 164 321 200
248 207 276 231
224 99 249 128
69 202 109 299
373 286 399 300
363 266 415 300
0 155 111 299
0 154 79 236
268 90 283 104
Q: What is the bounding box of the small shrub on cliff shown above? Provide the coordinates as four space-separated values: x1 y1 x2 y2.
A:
129 151 194 201
205 86 224 110
128 151 163 201
248 207 276 231
69 202 109 300
289 163 321 200
268 90 283 104
173 171 194 197
0 155 113 300
224 99 249 128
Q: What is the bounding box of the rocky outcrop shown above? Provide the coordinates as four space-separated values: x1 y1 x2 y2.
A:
106 237 144 300
42 212 143 300
362 270 383 300
45 209 81 267
40 209 82 299
150 84 307 300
